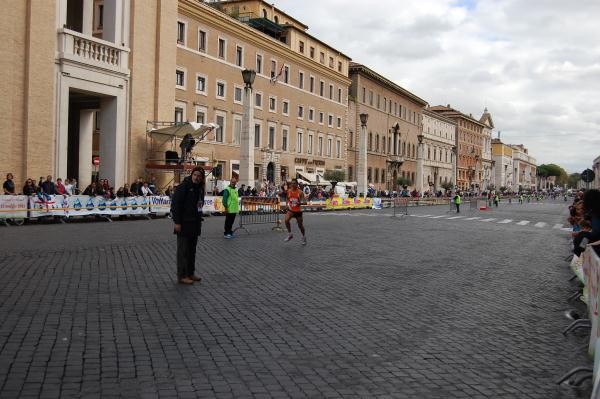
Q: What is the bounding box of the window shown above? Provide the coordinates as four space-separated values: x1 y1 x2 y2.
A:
176 69 185 88
175 107 184 123
329 56 334 68
216 81 225 99
198 29 206 52
329 84 333 100
328 114 333 127
375 168 379 183
319 81 324 96
283 66 289 83
215 114 225 142
338 61 342 72
270 60 277 79
309 76 315 93
196 107 206 124
336 139 341 158
309 46 315 58
255 92 262 108
196 75 206 94
282 100 289 115
282 128 288 151
254 124 261 147
368 168 372 183
308 108 314 122
349 131 353 148
177 21 185 44
319 52 325 63
269 96 276 112
256 54 262 74
299 41 305 53
327 138 332 157
337 117 342 129
362 88 366 103
319 112 324 124
235 45 243 67
318 136 323 156
297 131 303 153
338 88 342 103
268 125 275 149
297 105 304 119
348 166 353 181
298 71 304 89
234 86 242 104
307 133 313 154
382 170 386 183
377 94 380 109
376 135 379 152
233 116 241 145
218 38 226 59
369 133 372 151
369 91 373 106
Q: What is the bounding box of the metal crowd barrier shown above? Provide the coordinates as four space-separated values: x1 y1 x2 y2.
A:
237 197 283 233
392 197 409 217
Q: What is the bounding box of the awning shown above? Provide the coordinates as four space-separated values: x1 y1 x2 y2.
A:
336 181 357 187
296 178 310 185
297 171 317 184
316 174 330 186
149 122 219 138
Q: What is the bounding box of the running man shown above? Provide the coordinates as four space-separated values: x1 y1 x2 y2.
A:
284 178 307 245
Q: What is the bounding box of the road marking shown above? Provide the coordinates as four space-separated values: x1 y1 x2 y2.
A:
464 217 482 220
553 224 564 229
447 216 465 219
480 218 496 222
516 221 530 225
429 215 446 219
497 219 513 224
534 222 547 228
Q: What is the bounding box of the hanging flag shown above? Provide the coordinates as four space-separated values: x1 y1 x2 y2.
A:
270 63 284 84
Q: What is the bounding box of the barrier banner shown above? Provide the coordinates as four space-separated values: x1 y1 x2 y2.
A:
202 196 226 213
372 198 382 209
0 195 29 219
584 243 600 356
127 196 151 215
29 195 68 218
149 196 171 215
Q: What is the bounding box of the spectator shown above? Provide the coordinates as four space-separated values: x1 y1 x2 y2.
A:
165 185 173 198
222 176 239 239
38 177 44 189
95 181 105 196
116 184 132 197
141 182 152 196
41 175 58 195
83 182 97 196
22 179 37 196
238 184 246 197
584 189 600 237
56 178 66 195
130 177 143 196
148 176 158 195
101 179 110 193
3 173 15 194
71 178 79 194
64 179 74 195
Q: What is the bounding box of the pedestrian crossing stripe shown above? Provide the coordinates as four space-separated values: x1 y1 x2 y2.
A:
480 218 496 222
447 216 465 220
428 215 446 219
464 217 482 220
498 219 513 224
534 222 547 228
553 224 563 229
516 221 530 225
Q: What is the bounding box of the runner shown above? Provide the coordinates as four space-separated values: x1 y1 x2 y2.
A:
284 178 307 245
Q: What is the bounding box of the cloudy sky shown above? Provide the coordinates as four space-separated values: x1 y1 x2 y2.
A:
274 0 600 173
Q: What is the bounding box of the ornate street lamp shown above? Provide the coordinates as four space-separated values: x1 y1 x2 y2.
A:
241 69 256 88
239 69 256 188
357 113 369 197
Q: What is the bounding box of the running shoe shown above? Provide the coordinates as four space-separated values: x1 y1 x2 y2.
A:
283 234 293 242
301 236 307 245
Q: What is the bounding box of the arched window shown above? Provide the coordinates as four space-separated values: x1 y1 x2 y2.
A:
263 9 268 18
382 137 386 153
274 15 279 23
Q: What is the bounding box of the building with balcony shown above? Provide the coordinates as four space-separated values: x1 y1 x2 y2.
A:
175 0 351 187
491 138 514 190
421 108 456 192
430 105 486 192
347 63 427 192
2 0 132 189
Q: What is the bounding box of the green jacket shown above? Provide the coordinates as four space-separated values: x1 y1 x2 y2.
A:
454 194 462 204
222 185 239 213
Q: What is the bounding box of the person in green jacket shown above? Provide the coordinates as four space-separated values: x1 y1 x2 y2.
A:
493 193 499 207
222 176 239 238
453 192 462 213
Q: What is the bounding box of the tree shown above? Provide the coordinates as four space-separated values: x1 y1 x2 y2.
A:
537 163 568 186
324 170 345 182
397 177 412 187
441 181 454 191
568 173 581 189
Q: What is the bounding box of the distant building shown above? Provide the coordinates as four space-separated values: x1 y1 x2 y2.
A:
491 139 513 190
510 144 537 192
421 108 457 192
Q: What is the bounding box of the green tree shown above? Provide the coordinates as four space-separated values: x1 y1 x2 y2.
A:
568 173 581 188
324 170 345 182
397 177 412 187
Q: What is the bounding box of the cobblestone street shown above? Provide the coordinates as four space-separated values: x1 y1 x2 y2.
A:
0 201 592 398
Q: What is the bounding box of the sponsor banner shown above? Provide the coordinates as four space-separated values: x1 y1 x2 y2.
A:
28 195 151 218
29 194 68 218
202 195 226 213
372 198 382 209
149 196 171 215
0 195 29 219
325 196 373 209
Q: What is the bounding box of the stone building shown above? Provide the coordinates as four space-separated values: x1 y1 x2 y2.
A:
510 144 537 192
491 138 514 190
421 108 456 193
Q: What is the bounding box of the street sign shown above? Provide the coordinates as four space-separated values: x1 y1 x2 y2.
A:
581 168 595 183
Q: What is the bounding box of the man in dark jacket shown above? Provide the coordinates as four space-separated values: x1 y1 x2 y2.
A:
170 167 205 284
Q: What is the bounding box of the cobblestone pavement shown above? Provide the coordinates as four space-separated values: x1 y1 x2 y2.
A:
0 200 593 398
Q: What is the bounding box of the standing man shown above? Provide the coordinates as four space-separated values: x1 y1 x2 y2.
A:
284 178 307 245
222 176 239 239
3 173 15 194
170 167 205 285
453 191 462 213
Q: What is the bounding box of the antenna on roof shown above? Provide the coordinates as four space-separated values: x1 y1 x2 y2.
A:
498 131 501 140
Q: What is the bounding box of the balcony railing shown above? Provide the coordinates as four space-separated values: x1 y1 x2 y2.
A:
57 28 129 75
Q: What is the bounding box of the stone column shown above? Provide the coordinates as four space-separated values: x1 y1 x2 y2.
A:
99 95 126 188
78 110 95 188
82 0 94 35
102 0 122 44
357 114 368 197
239 85 255 189
416 139 424 193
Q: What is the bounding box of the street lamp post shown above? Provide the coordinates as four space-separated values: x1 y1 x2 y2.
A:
357 113 368 197
239 69 256 189
416 133 424 194
451 145 457 190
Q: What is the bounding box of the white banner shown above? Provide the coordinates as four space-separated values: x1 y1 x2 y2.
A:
29 194 68 218
0 195 29 219
149 196 171 215
372 198 383 209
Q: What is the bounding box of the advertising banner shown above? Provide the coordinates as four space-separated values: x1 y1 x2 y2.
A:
149 196 171 215
0 195 29 219
371 198 382 209
202 195 226 213
29 194 67 218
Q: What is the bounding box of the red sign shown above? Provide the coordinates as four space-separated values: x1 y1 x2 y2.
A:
93 156 100 166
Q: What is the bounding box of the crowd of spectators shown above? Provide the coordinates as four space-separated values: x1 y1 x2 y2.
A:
568 189 600 256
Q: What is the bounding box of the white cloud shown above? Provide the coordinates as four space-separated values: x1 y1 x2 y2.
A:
274 0 600 172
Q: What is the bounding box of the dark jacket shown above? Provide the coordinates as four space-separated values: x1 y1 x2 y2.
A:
170 177 205 237
41 181 58 195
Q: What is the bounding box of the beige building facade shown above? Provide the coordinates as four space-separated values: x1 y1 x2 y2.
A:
347 63 427 192
421 108 456 192
491 139 514 189
510 144 537 192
